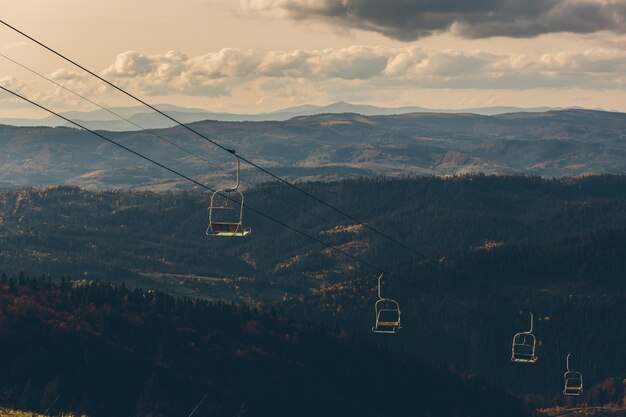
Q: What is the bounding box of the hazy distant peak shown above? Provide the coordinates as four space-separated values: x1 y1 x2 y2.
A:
0 102 613 131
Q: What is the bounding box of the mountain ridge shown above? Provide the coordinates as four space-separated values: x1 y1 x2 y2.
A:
2 109 625 189
0 101 590 131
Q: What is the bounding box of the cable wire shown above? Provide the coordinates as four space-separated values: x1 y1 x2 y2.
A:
0 48 482 315
0 18 522 315
0 84 482 316
0 51 254 188
0 50 362 230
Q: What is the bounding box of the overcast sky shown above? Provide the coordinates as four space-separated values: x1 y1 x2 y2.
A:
2 0 626 117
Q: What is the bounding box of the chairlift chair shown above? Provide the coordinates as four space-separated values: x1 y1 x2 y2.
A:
511 311 538 363
372 273 401 334
206 153 251 237
563 354 583 396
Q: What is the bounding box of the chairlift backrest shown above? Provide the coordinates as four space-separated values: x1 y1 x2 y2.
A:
511 311 538 363
206 154 251 237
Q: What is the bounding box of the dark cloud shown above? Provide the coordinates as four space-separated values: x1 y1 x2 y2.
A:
245 0 626 40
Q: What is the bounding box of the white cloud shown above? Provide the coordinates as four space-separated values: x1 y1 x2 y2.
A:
0 76 32 110
257 50 310 77
92 46 626 97
539 49 626 73
0 76 27 93
307 46 390 79
4 44 626 114
115 45 622 84
49 68 88 82
100 49 261 97
102 50 157 78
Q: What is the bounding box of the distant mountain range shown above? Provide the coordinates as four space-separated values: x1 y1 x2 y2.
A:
1 109 625 189
0 101 572 131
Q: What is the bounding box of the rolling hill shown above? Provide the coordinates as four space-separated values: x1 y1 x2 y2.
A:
1 110 626 189
0 102 561 130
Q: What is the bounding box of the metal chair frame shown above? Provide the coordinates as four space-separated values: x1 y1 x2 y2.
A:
206 153 251 238
563 353 583 396
372 273 401 334
511 311 538 363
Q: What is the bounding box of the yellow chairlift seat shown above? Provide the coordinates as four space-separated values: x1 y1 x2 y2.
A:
372 304 401 334
563 377 583 395
377 321 401 327
209 222 251 237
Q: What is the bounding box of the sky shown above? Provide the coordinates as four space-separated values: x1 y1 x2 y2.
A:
1 0 626 117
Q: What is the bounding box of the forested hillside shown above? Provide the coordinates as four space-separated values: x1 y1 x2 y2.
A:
2 175 626 294
0 278 528 417
285 238 626 406
1 175 626 409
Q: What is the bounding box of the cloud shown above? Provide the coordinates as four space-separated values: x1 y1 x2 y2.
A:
0 76 27 93
101 50 157 78
101 49 258 96
96 46 626 95
307 46 390 79
50 68 89 82
241 0 626 41
0 76 32 109
7 45 622 113
539 49 626 73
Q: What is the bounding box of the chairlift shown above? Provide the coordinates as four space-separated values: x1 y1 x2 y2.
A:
511 311 538 363
563 353 583 396
372 273 401 334
206 152 251 237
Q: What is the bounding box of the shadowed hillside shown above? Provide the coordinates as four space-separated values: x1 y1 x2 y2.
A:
1 175 626 408
3 175 626 294
0 278 529 417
